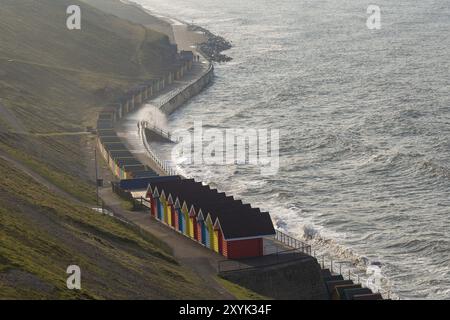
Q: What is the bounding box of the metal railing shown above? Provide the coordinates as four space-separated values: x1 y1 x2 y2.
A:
155 83 188 108
91 199 137 227
319 257 395 300
153 61 214 108
275 230 312 255
139 125 179 176
133 196 151 210
135 60 214 178
273 228 396 300
141 121 178 143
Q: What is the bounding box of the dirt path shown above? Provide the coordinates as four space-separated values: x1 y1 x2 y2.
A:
0 99 28 134
0 150 86 207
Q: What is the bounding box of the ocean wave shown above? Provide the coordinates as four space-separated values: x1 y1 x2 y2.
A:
266 203 396 298
293 221 396 297
417 160 450 179
385 238 450 255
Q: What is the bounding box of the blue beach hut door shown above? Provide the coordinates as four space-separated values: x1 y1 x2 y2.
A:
201 221 207 246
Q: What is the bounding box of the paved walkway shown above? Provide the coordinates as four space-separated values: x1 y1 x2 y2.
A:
114 61 209 171
99 187 235 300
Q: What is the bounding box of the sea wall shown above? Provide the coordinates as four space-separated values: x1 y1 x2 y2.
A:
160 63 214 115
95 55 195 179
221 257 328 300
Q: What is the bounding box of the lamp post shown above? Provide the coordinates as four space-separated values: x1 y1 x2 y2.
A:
95 143 99 206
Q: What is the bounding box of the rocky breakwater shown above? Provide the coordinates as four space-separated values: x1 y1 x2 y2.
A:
188 25 232 63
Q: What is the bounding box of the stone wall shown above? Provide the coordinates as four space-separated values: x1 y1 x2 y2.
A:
160 64 214 115
221 257 328 300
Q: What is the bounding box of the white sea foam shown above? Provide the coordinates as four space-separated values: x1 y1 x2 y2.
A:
144 105 169 131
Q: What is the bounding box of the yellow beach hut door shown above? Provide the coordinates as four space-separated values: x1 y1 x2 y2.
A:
213 230 219 252
166 204 172 226
188 206 195 238
212 220 221 253
167 195 174 227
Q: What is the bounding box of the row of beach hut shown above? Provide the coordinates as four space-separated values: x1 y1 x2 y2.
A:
141 177 276 259
97 128 158 180
96 51 195 179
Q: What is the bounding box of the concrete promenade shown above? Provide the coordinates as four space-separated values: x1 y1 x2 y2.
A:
115 17 212 176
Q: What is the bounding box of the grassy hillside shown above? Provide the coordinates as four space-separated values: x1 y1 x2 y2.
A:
0 0 174 133
81 0 176 42
0 0 176 202
0 158 218 299
81 0 170 27
0 1 225 299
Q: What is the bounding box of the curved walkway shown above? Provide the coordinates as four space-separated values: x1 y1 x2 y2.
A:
115 19 212 176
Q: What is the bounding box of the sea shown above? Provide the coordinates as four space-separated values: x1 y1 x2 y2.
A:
133 0 450 299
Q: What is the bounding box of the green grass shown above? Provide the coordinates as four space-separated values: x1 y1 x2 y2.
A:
80 0 170 27
0 158 218 299
0 134 96 204
216 278 271 300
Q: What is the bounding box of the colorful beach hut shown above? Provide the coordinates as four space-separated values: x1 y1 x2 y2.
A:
146 179 276 259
